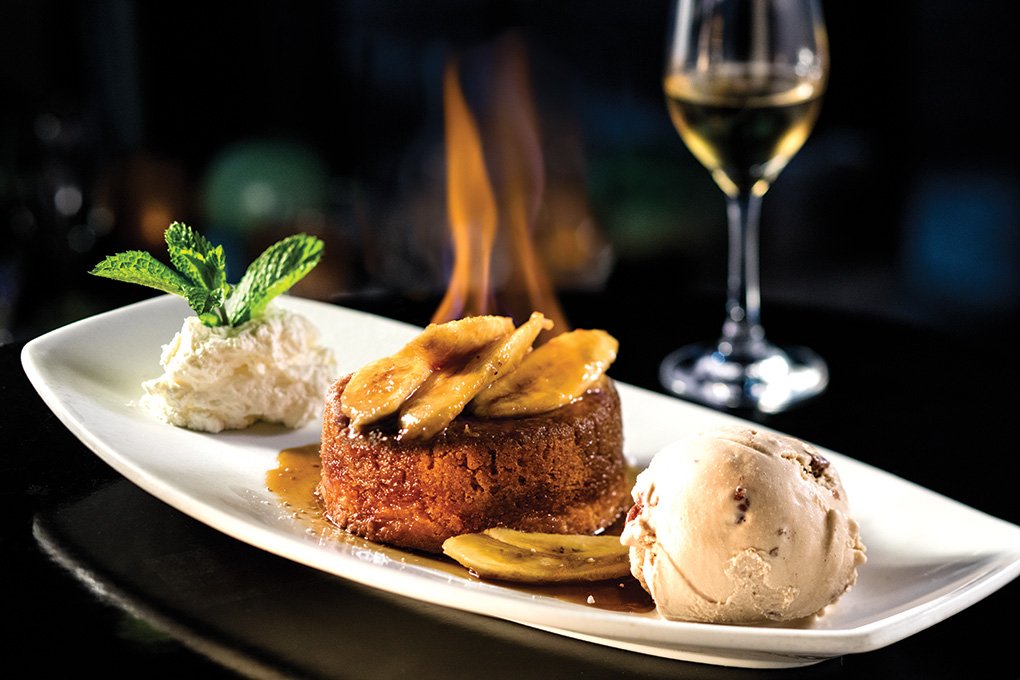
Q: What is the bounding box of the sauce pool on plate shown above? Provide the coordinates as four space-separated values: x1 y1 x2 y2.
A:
265 445 654 614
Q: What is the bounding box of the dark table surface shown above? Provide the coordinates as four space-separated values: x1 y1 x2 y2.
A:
4 279 1019 680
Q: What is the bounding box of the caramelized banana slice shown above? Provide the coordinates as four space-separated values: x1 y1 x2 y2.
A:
471 329 618 418
416 315 516 365
442 528 630 583
341 316 514 430
398 312 552 439
340 352 432 430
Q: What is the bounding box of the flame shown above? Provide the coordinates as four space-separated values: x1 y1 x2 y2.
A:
432 36 569 340
432 59 498 321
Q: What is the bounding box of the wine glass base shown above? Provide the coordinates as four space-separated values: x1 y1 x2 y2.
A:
659 341 828 413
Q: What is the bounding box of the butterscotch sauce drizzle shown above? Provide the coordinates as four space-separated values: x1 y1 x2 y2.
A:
266 444 654 614
265 443 324 520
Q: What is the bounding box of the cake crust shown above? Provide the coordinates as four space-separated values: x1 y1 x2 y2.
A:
318 374 628 553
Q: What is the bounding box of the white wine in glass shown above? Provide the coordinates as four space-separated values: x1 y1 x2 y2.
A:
659 0 829 412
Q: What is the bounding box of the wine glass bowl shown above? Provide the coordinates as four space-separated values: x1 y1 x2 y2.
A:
659 0 830 413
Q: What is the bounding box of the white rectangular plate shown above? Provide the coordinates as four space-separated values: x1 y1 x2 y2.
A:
21 295 1020 668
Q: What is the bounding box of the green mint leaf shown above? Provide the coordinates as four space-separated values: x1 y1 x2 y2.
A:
227 233 324 326
90 251 193 297
179 284 228 324
165 221 229 300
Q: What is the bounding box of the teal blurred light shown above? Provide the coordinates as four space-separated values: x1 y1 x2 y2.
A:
202 138 330 235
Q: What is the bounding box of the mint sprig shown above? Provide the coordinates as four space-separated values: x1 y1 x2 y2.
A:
90 222 324 327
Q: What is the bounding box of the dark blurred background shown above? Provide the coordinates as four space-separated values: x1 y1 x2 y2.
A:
2 0 1018 345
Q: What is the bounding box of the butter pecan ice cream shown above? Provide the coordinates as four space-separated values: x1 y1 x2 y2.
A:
621 426 866 624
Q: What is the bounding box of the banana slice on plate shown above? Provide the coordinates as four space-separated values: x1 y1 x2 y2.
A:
442 527 630 583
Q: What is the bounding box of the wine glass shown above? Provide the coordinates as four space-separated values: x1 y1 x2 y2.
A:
659 0 830 413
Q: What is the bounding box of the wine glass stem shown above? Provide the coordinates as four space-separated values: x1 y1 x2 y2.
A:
722 190 765 354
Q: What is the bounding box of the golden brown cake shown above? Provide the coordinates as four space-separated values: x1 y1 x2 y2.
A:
318 374 628 554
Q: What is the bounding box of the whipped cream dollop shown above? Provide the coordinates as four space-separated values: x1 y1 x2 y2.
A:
140 304 336 433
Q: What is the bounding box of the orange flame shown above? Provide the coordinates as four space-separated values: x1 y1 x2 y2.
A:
433 58 499 321
432 37 569 340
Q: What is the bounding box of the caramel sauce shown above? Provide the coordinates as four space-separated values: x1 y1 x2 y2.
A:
265 445 654 614
265 443 324 522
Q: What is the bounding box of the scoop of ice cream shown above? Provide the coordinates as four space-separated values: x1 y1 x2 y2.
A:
140 304 336 433
620 425 866 624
